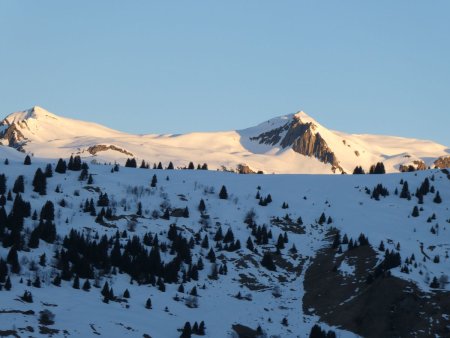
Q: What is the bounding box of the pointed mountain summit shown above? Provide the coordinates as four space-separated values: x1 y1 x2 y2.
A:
0 106 448 174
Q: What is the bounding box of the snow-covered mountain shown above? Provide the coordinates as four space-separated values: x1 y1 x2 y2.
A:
0 152 448 337
1 106 448 174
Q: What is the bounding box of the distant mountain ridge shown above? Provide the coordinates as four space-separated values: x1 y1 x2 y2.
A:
0 106 448 174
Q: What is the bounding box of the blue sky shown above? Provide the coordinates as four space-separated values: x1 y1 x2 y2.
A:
1 1 449 146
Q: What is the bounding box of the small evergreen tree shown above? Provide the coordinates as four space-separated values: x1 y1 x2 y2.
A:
433 191 442 204
24 155 32 165
55 159 67 173
219 185 228 199
73 275 80 289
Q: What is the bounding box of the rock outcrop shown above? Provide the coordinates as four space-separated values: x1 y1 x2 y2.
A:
85 145 134 157
0 120 28 151
399 160 427 172
434 156 450 169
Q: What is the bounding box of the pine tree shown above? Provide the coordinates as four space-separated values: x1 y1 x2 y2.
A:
101 281 110 298
188 162 195 170
12 175 25 194
33 276 41 288
24 155 31 165
123 289 130 298
32 168 47 195
45 164 53 177
73 275 80 289
55 159 67 173
198 321 205 335
318 212 326 225
150 174 157 188
430 276 440 288
82 279 91 291
400 182 410 199
0 174 6 195
246 237 254 251
198 199 206 212
7 246 20 274
261 252 276 271
352 166 365 174
4 276 12 290
180 322 192 338
219 185 228 199
433 191 442 204
145 298 152 309
52 274 61 287
167 162 174 170
183 207 189 218
412 206 420 217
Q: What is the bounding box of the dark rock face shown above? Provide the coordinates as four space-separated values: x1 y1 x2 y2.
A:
434 156 450 169
249 123 290 146
280 118 338 167
0 120 28 152
86 145 133 157
399 160 427 172
236 164 255 174
303 231 450 338
251 116 343 172
290 130 338 167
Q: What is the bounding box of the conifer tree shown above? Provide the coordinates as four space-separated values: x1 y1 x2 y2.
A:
73 275 80 289
352 166 365 174
32 168 47 195
261 252 276 271
4 276 12 290
82 279 91 291
45 164 53 177
24 155 31 165
219 185 228 199
180 322 192 338
150 174 157 187
12 175 24 194
7 246 20 274
400 181 411 199
55 159 67 174
0 174 6 195
412 206 420 217
433 191 442 204
198 199 206 212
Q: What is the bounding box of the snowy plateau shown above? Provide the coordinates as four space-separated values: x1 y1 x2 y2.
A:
0 106 448 338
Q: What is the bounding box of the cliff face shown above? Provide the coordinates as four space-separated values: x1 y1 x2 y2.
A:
434 156 450 169
0 120 28 151
251 116 343 172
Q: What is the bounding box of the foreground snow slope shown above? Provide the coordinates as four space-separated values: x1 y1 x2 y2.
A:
0 106 448 174
0 148 448 337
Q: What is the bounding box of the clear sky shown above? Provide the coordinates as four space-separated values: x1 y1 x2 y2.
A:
1 1 449 146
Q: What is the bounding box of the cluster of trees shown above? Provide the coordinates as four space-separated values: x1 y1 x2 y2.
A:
371 184 389 200
124 158 209 171
309 324 336 338
352 162 386 175
180 320 206 337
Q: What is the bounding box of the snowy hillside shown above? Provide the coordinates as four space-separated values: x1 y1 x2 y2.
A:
0 150 448 337
0 106 448 174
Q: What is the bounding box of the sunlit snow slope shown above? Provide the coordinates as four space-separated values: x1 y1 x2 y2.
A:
0 106 448 174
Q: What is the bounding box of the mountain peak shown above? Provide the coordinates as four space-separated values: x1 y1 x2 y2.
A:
3 106 58 125
25 106 57 119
